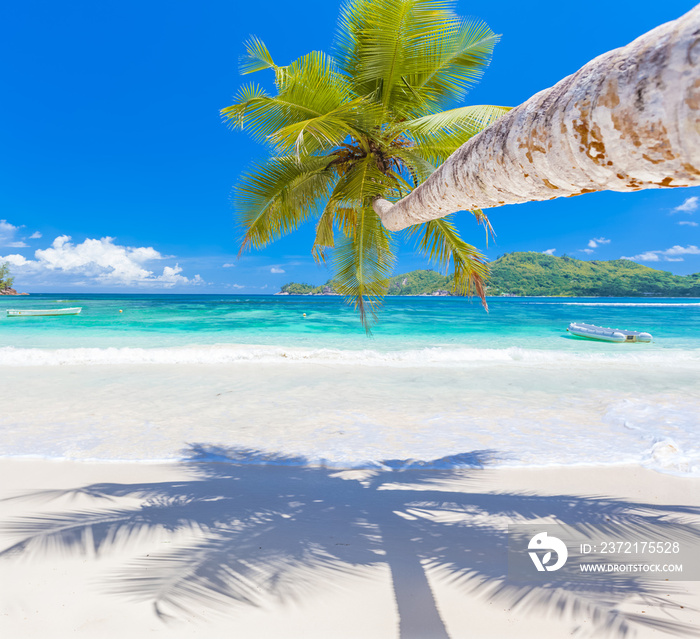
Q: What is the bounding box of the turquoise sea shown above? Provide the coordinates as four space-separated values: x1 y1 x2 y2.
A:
1 293 700 352
0 294 699 474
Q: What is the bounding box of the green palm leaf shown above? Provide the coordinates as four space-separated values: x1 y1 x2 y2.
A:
409 215 489 305
220 83 269 131
312 206 336 264
401 104 510 137
399 105 510 164
388 147 437 185
328 156 396 331
341 1 460 110
268 96 379 157
239 37 278 76
236 155 336 253
406 18 500 109
225 51 382 155
332 205 395 332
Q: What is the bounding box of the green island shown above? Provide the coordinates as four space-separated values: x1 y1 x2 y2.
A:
279 252 700 297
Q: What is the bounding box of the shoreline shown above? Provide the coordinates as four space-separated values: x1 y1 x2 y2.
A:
0 361 698 475
1 459 698 638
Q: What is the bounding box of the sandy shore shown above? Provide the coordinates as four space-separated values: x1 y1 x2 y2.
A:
1 459 699 638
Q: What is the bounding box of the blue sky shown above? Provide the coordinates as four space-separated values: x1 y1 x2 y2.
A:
2 0 699 292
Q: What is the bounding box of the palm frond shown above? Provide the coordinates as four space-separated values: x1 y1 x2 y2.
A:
471 208 495 246
220 83 269 131
326 156 397 331
237 38 302 91
312 207 335 264
405 138 464 165
236 155 335 253
224 51 379 154
336 0 459 108
405 19 500 109
336 1 500 119
408 215 489 306
239 37 277 75
328 152 396 203
311 198 368 265
332 205 395 333
223 96 310 144
268 96 381 157
402 104 510 137
334 0 375 86
312 167 378 266
387 147 437 186
277 51 353 119
387 105 509 165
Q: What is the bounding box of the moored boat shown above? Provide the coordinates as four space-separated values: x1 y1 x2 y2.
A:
6 307 82 317
567 322 652 342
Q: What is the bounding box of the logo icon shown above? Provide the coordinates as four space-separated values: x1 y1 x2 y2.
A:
528 532 568 571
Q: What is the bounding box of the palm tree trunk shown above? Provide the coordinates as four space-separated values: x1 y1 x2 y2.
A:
380 518 451 639
373 5 700 231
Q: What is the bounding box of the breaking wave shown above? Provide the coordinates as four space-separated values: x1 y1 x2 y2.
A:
1 344 699 367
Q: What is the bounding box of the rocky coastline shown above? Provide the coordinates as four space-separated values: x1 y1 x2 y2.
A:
0 288 29 296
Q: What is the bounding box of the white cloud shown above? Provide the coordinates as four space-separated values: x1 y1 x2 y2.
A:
29 231 42 239
0 235 204 287
581 248 594 254
664 245 700 256
621 251 660 262
0 220 20 242
1 254 30 266
222 263 236 268
270 267 285 274
542 248 556 255
160 264 203 285
621 245 700 262
0 220 28 248
673 197 698 213
679 221 698 226
587 237 611 249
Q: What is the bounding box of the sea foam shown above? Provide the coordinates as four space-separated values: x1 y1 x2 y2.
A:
0 344 699 367
0 358 698 476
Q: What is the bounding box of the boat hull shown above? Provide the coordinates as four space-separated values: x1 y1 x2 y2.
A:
567 322 652 342
6 307 82 317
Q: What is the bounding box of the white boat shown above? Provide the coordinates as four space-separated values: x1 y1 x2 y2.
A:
567 322 652 343
6 307 82 317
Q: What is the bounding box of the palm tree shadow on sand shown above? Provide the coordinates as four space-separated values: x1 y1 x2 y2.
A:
2 444 700 638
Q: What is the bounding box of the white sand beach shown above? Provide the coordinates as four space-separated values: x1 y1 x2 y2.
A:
1 459 698 638
1 338 699 638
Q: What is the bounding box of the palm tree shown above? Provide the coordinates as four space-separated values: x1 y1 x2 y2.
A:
222 0 509 330
373 5 700 231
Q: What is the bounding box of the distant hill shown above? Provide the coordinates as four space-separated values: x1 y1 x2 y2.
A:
278 252 700 297
278 270 453 296
488 252 700 296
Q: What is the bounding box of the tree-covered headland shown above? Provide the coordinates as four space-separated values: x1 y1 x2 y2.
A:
280 253 700 297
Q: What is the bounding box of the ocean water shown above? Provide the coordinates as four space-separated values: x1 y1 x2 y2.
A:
0 294 699 476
